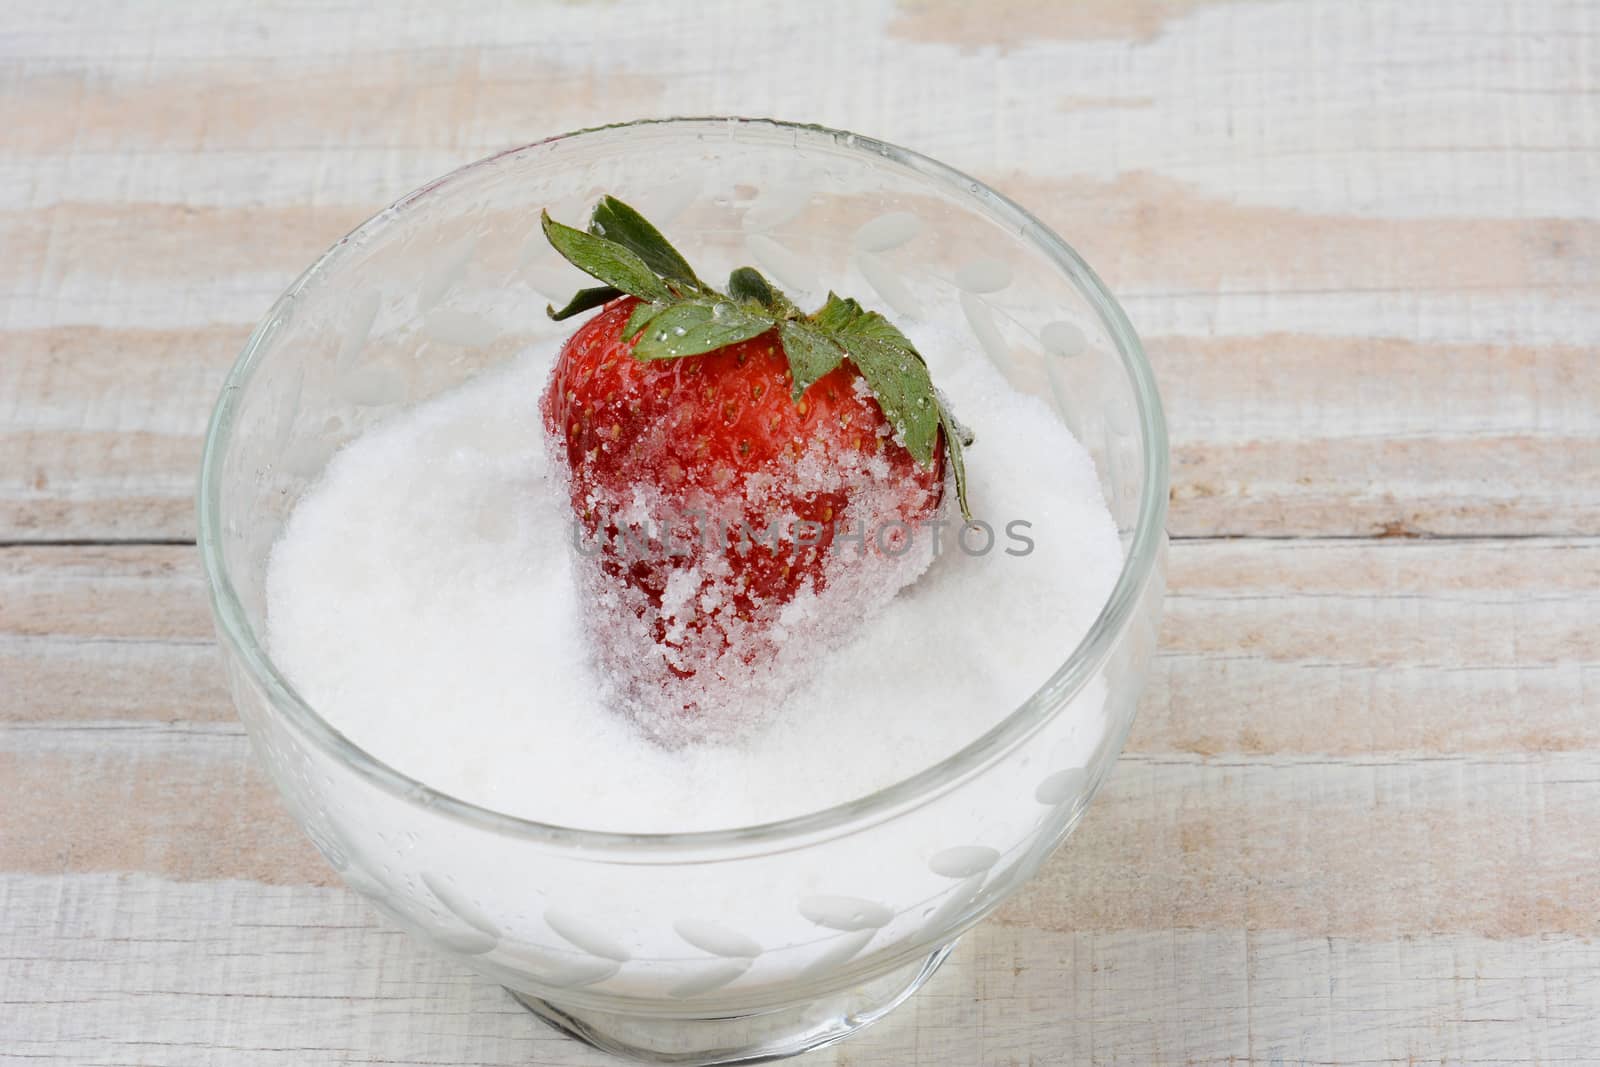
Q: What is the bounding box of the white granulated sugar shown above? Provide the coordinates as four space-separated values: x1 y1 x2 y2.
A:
560 426 939 747
265 325 1123 833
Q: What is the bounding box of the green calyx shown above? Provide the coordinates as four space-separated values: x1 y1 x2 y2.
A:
541 195 974 519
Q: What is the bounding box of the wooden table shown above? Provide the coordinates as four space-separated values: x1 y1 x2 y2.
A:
4 2 1596 1063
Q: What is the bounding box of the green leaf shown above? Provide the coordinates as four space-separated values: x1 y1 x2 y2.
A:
547 285 623 322
942 402 976 448
778 320 845 399
803 292 972 515
727 266 777 308
939 404 973 521
622 300 663 342
811 292 864 334
589 196 703 290
836 305 918 350
830 310 942 469
537 195 977 518
630 299 775 361
541 210 671 303
730 266 802 322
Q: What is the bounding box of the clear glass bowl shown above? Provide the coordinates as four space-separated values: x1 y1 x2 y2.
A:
198 117 1168 1065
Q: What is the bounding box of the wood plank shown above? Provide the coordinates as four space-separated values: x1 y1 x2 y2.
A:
1148 538 1600 757
0 545 224 721
4 0 1597 1062
11 179 1594 318
1 326 243 542
0 727 329 887
9 710 1600 940
3 540 1596 936
3 1 1598 541
6 320 1598 540
3 873 1597 1066
6 2 1596 222
8 720 1600 943
8 539 1595 743
3 54 665 160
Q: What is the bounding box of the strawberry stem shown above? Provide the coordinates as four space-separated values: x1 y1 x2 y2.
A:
543 195 974 520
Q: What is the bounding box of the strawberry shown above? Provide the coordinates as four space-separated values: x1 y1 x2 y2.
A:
538 197 972 742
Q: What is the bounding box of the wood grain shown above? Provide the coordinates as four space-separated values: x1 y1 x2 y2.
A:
4 0 1599 542
9 318 1596 540
889 0 1237 47
5 874 1599 1066
5 540 1596 922
3 0 1597 1063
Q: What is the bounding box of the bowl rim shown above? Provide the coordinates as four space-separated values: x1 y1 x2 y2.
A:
197 116 1169 854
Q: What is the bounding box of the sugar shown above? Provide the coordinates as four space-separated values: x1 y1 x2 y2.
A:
264 323 1122 834
556 422 941 746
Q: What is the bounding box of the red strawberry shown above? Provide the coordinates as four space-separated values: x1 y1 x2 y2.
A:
538 197 972 742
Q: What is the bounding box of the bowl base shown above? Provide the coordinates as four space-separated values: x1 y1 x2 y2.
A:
509 941 955 1065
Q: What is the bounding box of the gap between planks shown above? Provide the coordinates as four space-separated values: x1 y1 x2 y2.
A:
7 532 1600 550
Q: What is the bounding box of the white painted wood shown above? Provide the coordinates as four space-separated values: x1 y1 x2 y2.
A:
3 0 1597 1061
2 539 1596 1064
3 875 1599 1066
4 0 1599 539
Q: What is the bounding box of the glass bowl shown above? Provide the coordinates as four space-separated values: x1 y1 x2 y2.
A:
198 117 1168 1065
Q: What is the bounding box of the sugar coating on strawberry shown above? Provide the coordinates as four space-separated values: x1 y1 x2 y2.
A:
543 297 942 740
538 197 973 744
